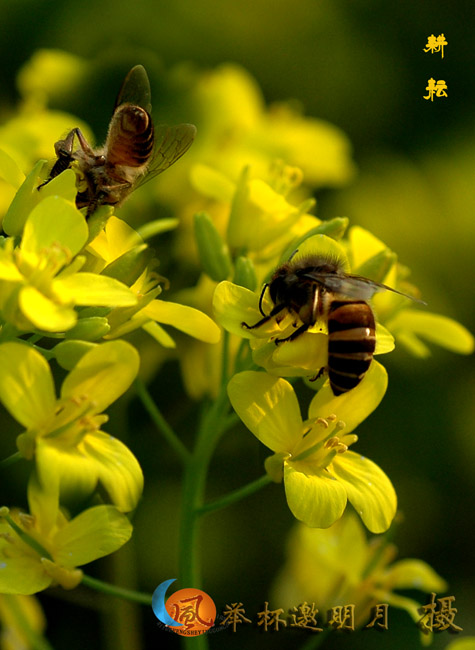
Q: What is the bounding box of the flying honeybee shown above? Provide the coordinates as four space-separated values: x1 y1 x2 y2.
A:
243 253 423 395
40 65 196 214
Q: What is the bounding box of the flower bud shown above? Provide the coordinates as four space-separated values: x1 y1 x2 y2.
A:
233 256 257 291
65 316 111 341
356 249 397 283
101 244 154 286
54 340 96 370
194 211 232 282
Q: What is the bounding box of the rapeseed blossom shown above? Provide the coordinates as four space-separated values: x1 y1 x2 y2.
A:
0 476 132 594
0 341 143 513
273 512 446 635
228 366 395 533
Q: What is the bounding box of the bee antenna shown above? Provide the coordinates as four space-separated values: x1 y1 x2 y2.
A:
258 283 269 317
288 249 299 262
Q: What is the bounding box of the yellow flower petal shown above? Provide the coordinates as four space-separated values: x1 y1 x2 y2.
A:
227 371 302 452
0 556 52 595
374 323 395 354
84 432 144 512
308 360 387 432
142 321 176 348
21 196 87 258
54 506 133 566
284 461 347 528
19 285 77 331
349 226 387 269
35 431 143 513
0 342 56 428
61 340 139 412
0 148 25 188
213 281 281 339
57 273 137 307
383 558 447 592
144 300 221 343
331 450 397 533
387 309 474 355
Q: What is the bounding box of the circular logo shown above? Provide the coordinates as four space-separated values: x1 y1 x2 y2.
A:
152 580 216 636
166 588 216 636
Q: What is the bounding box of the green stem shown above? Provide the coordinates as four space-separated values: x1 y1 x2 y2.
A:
32 344 55 360
81 574 152 606
178 387 231 588
134 377 190 465
196 475 272 516
0 451 22 468
220 329 230 388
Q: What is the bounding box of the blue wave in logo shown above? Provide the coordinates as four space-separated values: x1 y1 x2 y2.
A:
152 578 183 627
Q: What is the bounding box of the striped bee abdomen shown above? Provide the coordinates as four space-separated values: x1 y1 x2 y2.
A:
327 300 376 395
107 105 154 168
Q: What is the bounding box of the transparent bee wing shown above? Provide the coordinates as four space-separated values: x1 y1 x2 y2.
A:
135 123 197 187
115 65 152 113
300 271 425 303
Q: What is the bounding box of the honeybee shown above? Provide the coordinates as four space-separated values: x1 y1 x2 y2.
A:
40 65 196 215
243 253 423 395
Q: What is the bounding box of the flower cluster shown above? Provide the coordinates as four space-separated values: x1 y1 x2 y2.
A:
272 512 447 635
0 85 219 603
201 169 473 532
0 49 472 648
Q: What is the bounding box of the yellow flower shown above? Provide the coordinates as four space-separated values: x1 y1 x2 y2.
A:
0 192 136 334
0 593 46 649
0 341 143 513
228 366 395 533
0 477 132 595
87 216 221 346
214 234 395 382
347 226 474 357
187 63 355 189
272 512 447 635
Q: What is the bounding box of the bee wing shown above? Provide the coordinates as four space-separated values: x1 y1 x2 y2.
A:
300 271 425 303
135 123 197 187
115 64 152 113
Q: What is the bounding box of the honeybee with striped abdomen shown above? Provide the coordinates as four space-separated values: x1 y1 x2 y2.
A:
40 65 196 215
243 252 423 395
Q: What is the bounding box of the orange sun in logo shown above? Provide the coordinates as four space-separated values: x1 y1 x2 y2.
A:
166 588 216 636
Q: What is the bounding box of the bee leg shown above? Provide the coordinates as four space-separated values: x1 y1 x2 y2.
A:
242 303 286 330
258 283 269 317
309 367 326 382
39 128 95 188
275 322 310 345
